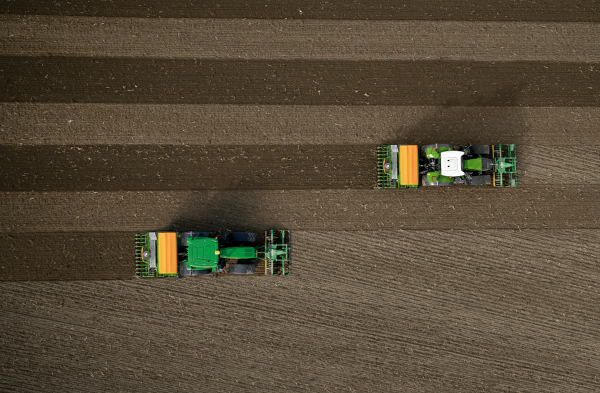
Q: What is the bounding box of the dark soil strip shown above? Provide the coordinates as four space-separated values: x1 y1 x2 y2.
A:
1 0 598 22
0 144 597 191
0 144 375 191
0 232 135 280
3 188 599 232
1 57 598 106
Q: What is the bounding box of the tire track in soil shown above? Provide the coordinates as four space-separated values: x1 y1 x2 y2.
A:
0 145 597 191
2 0 598 21
2 57 599 106
2 104 599 146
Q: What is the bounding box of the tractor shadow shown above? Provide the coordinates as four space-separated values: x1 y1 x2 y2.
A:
383 85 531 147
163 190 280 277
381 85 532 180
164 190 269 234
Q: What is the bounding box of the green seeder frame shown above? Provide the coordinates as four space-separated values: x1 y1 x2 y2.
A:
492 144 517 187
261 230 291 276
376 145 418 189
135 233 154 278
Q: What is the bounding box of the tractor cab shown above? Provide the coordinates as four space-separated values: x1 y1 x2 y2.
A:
186 237 221 271
440 150 465 177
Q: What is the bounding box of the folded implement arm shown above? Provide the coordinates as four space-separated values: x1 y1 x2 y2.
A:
492 144 518 187
377 145 419 189
261 230 291 276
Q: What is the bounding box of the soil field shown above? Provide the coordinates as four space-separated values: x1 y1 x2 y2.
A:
1 5 600 392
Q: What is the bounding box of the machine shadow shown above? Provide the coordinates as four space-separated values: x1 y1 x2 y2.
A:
164 190 269 234
383 85 531 147
380 85 530 184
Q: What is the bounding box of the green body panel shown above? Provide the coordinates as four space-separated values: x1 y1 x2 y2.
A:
463 157 483 171
426 172 453 183
425 146 452 159
220 246 257 259
186 237 220 270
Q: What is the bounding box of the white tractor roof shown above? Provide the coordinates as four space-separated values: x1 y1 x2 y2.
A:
440 150 465 177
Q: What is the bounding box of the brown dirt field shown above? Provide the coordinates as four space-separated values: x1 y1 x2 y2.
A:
1 4 599 392
5 16 599 63
2 0 598 21
0 145 598 191
1 231 599 391
2 104 599 146
2 188 599 234
2 57 599 106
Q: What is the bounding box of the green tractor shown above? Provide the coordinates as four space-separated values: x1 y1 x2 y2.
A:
135 230 291 277
377 143 517 188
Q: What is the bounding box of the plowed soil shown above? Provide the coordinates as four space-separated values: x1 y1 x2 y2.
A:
1 5 599 392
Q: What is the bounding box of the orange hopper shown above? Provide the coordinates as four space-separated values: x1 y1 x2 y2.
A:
158 232 178 275
399 145 419 186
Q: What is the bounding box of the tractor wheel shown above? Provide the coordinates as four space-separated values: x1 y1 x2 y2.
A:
228 264 256 275
470 145 490 155
229 232 256 243
465 175 491 186
179 263 212 277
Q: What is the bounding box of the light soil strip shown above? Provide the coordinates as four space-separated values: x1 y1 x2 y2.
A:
2 15 600 61
1 104 598 146
1 188 598 233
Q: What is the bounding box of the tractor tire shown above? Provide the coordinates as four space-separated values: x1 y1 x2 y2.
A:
470 145 490 155
228 264 256 275
179 263 213 276
465 175 491 186
229 232 256 243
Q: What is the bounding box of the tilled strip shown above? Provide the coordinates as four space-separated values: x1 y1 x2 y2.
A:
1 188 598 233
3 16 600 62
1 57 598 106
1 0 598 22
2 104 599 146
0 144 376 191
0 145 597 191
